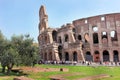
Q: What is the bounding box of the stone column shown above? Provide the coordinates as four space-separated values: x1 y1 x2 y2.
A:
109 50 113 62
107 31 112 47
97 23 102 49
99 50 103 62
69 51 73 61
89 24 94 56
48 33 53 43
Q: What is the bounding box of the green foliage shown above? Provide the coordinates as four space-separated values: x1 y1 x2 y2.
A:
0 31 39 74
11 34 39 66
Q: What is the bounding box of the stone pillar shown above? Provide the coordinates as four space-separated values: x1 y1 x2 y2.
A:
62 51 65 61
99 50 103 62
61 32 64 43
69 51 73 61
107 31 112 47
109 50 113 62
69 32 75 43
48 33 53 43
97 23 102 49
89 24 94 56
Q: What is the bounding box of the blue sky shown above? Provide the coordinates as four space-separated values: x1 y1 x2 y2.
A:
0 0 120 42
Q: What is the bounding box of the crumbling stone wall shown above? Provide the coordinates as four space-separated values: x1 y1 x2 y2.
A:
38 5 120 63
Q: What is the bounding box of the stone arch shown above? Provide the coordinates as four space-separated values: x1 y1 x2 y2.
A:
94 51 100 62
113 50 119 62
52 30 57 42
58 45 62 60
85 51 93 61
65 52 69 61
93 33 99 44
103 50 109 62
73 51 77 61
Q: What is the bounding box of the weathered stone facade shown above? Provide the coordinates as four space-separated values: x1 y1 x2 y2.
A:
38 5 120 63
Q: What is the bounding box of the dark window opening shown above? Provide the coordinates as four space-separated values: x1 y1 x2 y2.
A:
102 32 107 39
73 52 77 61
65 52 69 61
93 33 99 44
64 34 69 42
58 36 62 43
78 35 82 40
113 50 119 62
58 46 63 60
85 51 93 61
72 28 76 33
103 50 109 62
52 30 57 42
110 31 118 41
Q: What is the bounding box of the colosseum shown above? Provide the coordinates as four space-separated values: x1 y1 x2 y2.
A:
38 5 120 63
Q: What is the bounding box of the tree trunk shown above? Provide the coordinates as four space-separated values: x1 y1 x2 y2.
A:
7 63 14 74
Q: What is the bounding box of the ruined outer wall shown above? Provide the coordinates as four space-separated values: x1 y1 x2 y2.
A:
73 13 120 62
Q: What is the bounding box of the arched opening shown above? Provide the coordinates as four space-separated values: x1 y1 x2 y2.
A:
92 26 98 32
94 51 100 62
101 32 108 44
102 32 107 39
93 33 99 44
113 50 119 62
73 51 77 61
85 51 93 61
52 30 57 42
65 52 69 61
72 28 76 33
110 31 118 41
103 50 109 62
49 52 52 60
64 34 69 42
44 53 47 61
58 45 62 60
78 35 82 40
58 36 62 43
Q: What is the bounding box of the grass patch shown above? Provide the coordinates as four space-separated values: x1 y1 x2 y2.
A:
0 65 120 80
